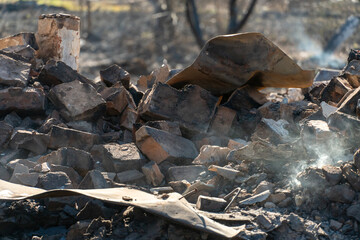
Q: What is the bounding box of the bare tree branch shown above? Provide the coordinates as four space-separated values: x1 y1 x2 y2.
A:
228 0 258 34
185 0 205 47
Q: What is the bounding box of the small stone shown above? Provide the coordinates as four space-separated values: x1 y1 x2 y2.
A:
0 32 38 51
9 163 29 184
0 87 45 115
192 145 231 166
208 106 237 136
137 64 169 92
0 121 13 148
196 195 227 212
354 148 360 170
50 165 82 188
342 163 360 192
116 170 144 183
256 215 273 230
7 158 37 171
14 172 39 187
90 143 145 173
135 126 198 164
294 195 304 207
343 60 360 88
0 164 11 181
347 204 360 222
287 213 304 232
320 101 337 118
38 60 93 87
67 220 92 240
38 147 93 177
208 165 239 180
169 180 190 194
101 85 136 116
138 83 218 134
37 171 73 190
338 86 360 116
48 80 106 122
101 172 116 181
100 64 130 88
254 181 275 195
325 184 355 203
252 118 292 144
0 53 30 87
227 138 248 150
78 170 109 189
322 165 343 185
48 125 100 151
330 219 343 231
264 202 276 208
141 161 164 186
34 162 51 173
277 197 292 208
238 190 271 206
145 120 182 136
319 77 351 104
119 107 137 131
9 129 49 155
301 120 337 148
4 111 22 128
296 167 328 191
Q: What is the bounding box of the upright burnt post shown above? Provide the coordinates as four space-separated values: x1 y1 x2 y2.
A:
36 13 80 71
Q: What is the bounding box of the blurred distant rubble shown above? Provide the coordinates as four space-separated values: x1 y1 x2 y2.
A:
2 13 360 239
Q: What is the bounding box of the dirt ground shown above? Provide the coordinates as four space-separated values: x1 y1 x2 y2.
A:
1 0 360 79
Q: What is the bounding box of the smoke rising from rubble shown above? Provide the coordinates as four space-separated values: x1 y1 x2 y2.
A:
288 20 345 68
290 134 352 187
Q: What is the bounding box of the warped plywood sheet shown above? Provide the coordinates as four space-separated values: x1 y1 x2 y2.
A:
167 33 315 96
0 179 240 239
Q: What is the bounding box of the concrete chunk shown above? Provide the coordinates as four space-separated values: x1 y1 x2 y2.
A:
343 60 360 88
91 143 145 173
0 32 38 51
196 195 227 212
101 86 136 116
48 125 100 151
141 161 164 186
37 171 73 190
0 87 45 115
135 126 198 164
138 83 218 134
208 165 239 180
0 121 13 148
338 87 360 116
78 170 109 189
193 145 230 166
320 77 351 104
0 53 31 87
48 80 106 122
9 130 49 155
116 170 144 183
36 14 80 70
208 106 237 136
38 147 93 177
100 64 130 88
145 121 182 136
38 60 94 87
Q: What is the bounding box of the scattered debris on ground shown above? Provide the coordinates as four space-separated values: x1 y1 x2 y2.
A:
1 13 360 239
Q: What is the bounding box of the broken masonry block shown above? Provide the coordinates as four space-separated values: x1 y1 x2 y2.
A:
36 13 80 70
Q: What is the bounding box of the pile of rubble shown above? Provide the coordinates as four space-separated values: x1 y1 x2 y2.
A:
1 13 360 239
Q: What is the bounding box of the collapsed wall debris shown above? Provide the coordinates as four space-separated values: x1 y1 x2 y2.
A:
1 13 360 239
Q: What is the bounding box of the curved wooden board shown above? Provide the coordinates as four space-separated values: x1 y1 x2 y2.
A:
167 33 314 96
